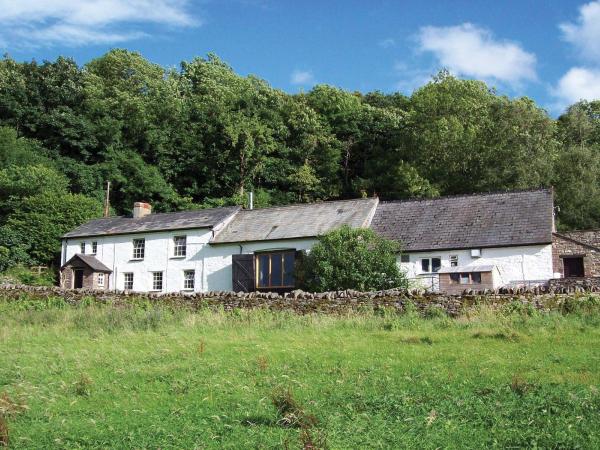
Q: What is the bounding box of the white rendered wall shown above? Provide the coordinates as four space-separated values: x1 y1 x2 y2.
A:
399 244 554 288
62 232 316 293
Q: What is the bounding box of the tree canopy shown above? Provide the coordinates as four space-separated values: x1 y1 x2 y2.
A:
0 49 598 269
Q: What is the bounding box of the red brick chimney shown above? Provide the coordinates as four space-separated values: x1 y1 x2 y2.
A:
133 202 152 219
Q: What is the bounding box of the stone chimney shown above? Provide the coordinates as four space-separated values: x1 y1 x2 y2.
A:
133 202 152 219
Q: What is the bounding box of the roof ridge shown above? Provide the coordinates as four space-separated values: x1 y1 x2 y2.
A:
86 205 241 222
236 197 377 213
379 187 552 205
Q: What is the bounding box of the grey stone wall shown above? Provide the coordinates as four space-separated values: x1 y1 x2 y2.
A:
1 284 598 317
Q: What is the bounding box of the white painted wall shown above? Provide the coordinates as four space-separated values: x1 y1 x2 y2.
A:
399 244 554 289
62 231 316 293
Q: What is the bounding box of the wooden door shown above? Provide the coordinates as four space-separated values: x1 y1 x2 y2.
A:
232 254 255 292
74 269 84 289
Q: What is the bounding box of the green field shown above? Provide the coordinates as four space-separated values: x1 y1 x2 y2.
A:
1 298 600 449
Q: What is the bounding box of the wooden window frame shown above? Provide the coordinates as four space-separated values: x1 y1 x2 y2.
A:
255 251 295 289
97 273 105 287
123 273 134 290
421 257 441 274
449 272 482 285
183 270 195 290
80 242 86 254
173 236 187 258
91 241 98 255
152 271 163 291
132 238 145 260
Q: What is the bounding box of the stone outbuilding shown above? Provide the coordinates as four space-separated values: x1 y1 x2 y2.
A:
552 231 600 278
60 254 112 290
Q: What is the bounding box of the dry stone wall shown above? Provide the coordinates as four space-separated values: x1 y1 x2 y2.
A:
1 284 598 317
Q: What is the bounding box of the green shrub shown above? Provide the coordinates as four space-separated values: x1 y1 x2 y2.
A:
299 225 408 292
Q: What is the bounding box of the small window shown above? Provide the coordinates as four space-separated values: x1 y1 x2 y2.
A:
80 242 86 254
183 270 194 290
450 255 458 267
132 238 145 260
400 254 410 263
124 273 134 290
173 236 187 257
92 242 98 255
450 272 483 284
421 257 441 273
152 271 163 291
97 273 105 287
255 251 295 289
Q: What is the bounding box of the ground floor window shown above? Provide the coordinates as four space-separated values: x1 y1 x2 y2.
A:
256 251 295 289
421 257 441 273
450 272 482 284
97 273 105 287
183 270 195 290
124 273 134 290
152 272 163 291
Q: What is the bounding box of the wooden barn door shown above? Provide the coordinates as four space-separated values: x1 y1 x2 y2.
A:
232 254 255 292
74 269 84 289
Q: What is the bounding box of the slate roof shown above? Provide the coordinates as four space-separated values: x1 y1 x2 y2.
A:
211 198 379 244
63 206 240 238
61 254 112 272
370 188 554 252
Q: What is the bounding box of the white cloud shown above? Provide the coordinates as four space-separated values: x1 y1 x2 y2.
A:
0 0 197 47
290 69 315 86
560 1 600 63
552 67 600 109
393 62 433 94
417 23 537 86
378 38 396 49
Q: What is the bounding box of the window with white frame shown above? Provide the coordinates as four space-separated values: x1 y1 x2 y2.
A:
97 273 105 287
183 270 195 290
450 255 458 267
152 271 163 291
92 241 98 255
132 238 145 259
80 242 86 254
421 257 441 273
173 236 187 257
124 273 134 290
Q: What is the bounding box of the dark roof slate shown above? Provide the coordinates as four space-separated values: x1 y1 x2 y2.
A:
63 206 240 238
211 198 378 244
62 254 112 272
370 189 553 252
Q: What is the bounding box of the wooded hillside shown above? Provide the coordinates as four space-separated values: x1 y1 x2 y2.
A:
1 49 599 269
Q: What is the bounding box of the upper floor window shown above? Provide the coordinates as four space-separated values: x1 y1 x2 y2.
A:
183 270 195 290
256 251 295 289
173 236 187 257
421 257 441 273
450 255 458 267
152 271 163 291
400 254 410 263
80 242 86 254
132 238 145 260
92 242 98 255
124 273 134 290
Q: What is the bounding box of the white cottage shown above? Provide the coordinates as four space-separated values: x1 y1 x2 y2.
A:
370 188 556 291
60 199 379 293
60 188 556 293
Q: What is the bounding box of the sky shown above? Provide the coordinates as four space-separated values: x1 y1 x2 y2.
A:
1 0 599 114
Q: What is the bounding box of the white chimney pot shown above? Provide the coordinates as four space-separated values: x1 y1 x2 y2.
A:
133 202 152 219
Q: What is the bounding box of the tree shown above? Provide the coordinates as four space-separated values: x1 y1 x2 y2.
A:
300 226 408 291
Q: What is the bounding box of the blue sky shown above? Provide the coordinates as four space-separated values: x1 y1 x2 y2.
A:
1 0 600 114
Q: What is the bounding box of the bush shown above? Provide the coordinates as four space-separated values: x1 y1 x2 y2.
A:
299 225 408 292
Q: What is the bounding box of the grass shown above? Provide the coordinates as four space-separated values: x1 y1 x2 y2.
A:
1 297 600 448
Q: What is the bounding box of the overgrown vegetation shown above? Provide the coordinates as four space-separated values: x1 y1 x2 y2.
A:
299 225 408 291
0 294 599 448
1 50 599 272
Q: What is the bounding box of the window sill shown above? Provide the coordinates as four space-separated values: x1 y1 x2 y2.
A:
170 256 187 259
129 258 144 262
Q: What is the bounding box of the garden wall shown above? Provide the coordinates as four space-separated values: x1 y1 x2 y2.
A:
1 284 598 317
